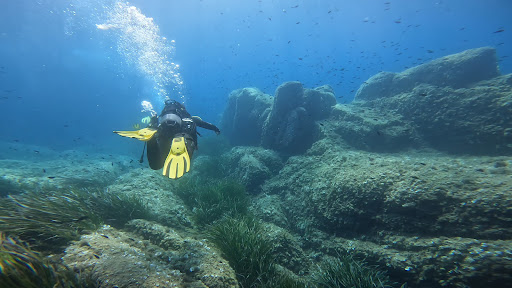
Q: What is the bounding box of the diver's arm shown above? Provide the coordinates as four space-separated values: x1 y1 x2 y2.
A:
191 116 220 134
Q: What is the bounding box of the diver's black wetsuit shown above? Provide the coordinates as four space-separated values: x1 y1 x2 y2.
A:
146 100 220 170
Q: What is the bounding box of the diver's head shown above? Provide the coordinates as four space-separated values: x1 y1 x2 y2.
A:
161 99 187 119
165 98 181 106
165 98 175 106
159 113 182 128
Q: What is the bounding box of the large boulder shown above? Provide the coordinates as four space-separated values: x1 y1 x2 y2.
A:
221 146 283 194
261 82 316 154
355 47 500 101
221 88 273 146
321 104 422 153
347 47 511 155
222 82 337 154
354 74 512 155
303 85 337 120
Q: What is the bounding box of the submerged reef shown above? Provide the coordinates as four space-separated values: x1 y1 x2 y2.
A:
222 47 512 287
1 46 511 287
222 47 511 156
350 47 511 155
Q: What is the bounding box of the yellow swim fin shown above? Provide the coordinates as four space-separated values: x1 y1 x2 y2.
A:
162 136 191 179
113 128 157 141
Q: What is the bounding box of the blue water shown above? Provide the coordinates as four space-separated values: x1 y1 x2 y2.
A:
0 0 510 155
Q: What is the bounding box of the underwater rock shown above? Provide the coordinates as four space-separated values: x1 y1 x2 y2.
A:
261 82 316 154
266 150 512 239
107 168 193 228
222 82 336 154
63 221 239 288
263 223 312 275
355 47 499 101
321 104 422 153
221 87 273 146
262 149 512 286
0 153 138 193
354 73 512 154
303 85 337 120
252 194 288 227
221 146 283 194
352 71 396 101
319 232 512 288
345 47 512 155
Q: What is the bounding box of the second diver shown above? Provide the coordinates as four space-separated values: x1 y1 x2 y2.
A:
114 99 221 179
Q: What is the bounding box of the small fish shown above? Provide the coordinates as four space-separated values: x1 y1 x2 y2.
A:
43 169 46 173
493 29 504 33
291 5 299 8
101 234 109 239
34 150 40 154
298 57 303 60
47 176 56 179
93 254 100 259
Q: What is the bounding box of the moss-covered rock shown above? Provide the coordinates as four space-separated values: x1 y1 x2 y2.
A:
108 168 193 228
261 82 316 154
355 47 499 101
221 146 283 193
221 87 273 146
63 221 239 288
262 148 512 287
348 47 511 155
303 85 337 121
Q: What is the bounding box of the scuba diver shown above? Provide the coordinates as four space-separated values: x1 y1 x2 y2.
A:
114 99 221 179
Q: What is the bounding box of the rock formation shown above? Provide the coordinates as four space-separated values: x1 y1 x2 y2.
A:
222 82 337 154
